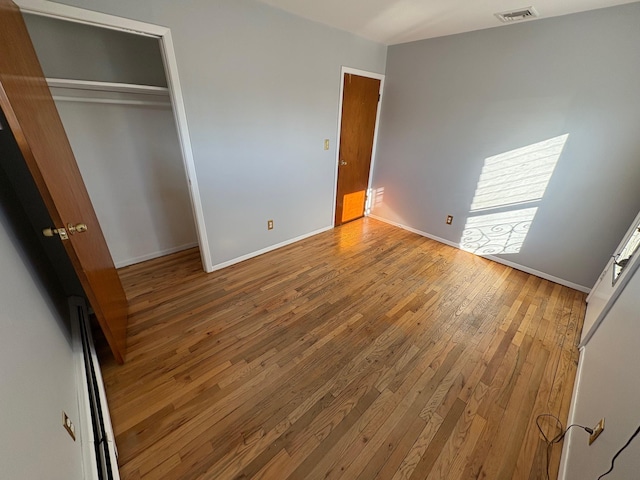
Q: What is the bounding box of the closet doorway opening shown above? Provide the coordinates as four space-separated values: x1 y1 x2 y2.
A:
18 0 212 272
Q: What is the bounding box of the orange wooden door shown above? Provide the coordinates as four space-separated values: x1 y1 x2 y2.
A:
0 0 128 363
334 73 381 226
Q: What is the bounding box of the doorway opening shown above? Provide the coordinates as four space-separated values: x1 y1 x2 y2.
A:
18 0 212 272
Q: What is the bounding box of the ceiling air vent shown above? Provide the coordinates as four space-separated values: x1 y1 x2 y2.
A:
495 6 539 23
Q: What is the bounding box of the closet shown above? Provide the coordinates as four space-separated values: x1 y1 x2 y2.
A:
23 13 197 268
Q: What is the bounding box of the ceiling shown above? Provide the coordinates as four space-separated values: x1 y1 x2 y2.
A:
255 0 638 45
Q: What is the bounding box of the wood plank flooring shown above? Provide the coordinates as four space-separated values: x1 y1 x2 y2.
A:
98 217 585 480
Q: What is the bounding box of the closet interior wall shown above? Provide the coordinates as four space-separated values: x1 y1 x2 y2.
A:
23 13 198 268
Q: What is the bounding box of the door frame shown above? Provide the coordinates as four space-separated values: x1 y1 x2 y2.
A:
15 0 213 272
332 66 385 227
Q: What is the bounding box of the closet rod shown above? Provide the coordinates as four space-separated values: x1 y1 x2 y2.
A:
46 77 170 96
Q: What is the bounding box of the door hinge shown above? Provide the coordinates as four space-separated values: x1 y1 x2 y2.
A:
378 94 381 102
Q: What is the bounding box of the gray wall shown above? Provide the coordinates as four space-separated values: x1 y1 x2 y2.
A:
371 3 640 289
24 13 167 86
53 0 388 268
53 95 198 267
560 265 640 479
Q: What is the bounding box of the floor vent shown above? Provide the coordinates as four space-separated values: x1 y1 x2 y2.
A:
495 6 539 23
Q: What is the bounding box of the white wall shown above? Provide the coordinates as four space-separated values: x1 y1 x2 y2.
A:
371 3 640 289
0 196 83 479
560 262 640 479
53 95 198 267
54 0 388 268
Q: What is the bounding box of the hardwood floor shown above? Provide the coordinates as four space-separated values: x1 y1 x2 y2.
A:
99 218 585 480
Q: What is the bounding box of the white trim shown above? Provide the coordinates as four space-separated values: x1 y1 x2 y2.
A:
70 298 99 480
581 209 640 345
332 66 385 226
368 213 591 293
579 245 640 347
341 67 386 81
211 226 333 271
586 209 640 304
368 214 460 249
17 0 165 36
47 78 170 96
113 242 199 269
557 345 587 480
585 258 613 304
69 296 120 480
159 30 213 272
484 253 590 293
16 0 213 273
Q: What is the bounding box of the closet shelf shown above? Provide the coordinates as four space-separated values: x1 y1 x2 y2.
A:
46 78 169 96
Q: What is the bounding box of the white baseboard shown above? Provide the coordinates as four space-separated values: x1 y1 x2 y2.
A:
211 226 334 272
483 254 590 293
114 242 199 268
368 214 460 249
557 345 586 480
368 214 590 293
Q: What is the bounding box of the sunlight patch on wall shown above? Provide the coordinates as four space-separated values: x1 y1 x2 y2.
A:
462 207 537 255
461 134 568 255
366 187 385 215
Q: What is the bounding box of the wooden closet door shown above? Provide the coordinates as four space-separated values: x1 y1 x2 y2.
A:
0 0 128 363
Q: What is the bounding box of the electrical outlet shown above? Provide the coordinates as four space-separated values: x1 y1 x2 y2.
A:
446 215 453 225
62 411 76 441
589 418 605 445
267 220 274 230
324 139 330 150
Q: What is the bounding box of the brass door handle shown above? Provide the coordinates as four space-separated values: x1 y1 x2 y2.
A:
68 223 88 234
340 161 348 166
43 223 87 240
